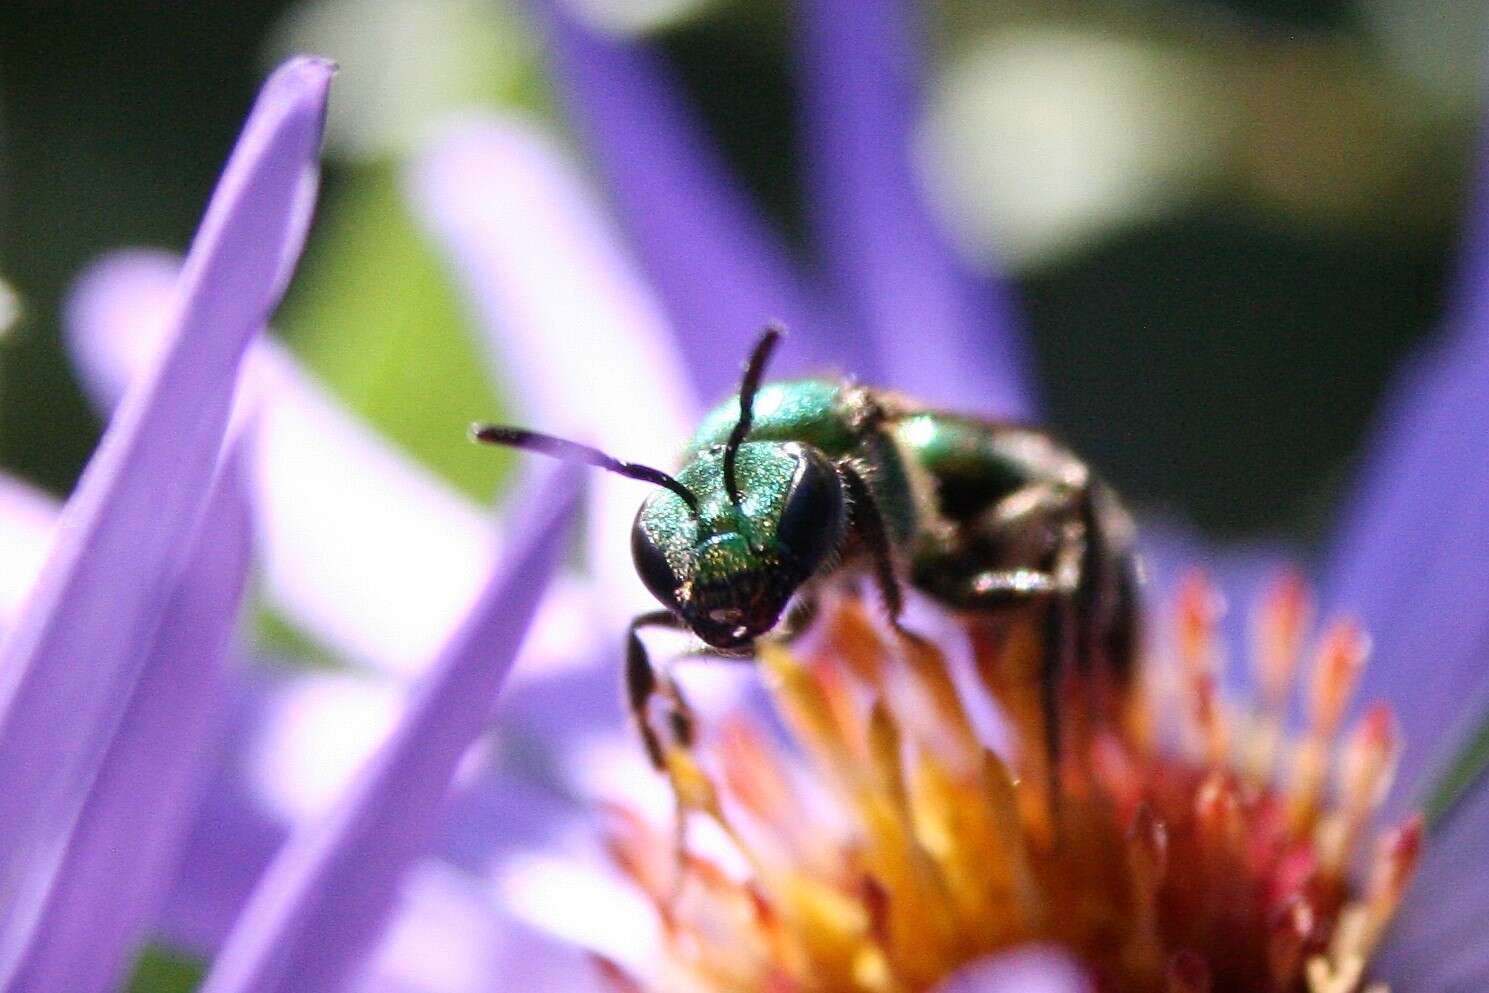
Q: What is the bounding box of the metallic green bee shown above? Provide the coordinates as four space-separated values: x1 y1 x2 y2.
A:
473 328 1139 770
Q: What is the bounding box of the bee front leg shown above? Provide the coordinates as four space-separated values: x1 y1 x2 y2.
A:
626 610 691 770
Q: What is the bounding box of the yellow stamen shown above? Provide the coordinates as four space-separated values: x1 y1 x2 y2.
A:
599 579 1420 993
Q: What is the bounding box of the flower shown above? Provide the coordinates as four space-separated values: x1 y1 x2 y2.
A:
4 2 1489 993
401 0 1489 989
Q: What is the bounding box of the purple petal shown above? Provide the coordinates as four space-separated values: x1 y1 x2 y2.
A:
1323 116 1489 806
1376 785 1489 990
154 653 612 959
795 0 1033 417
931 945 1091 993
0 56 330 958
0 475 57 630
409 116 695 613
528 0 856 395
7 453 253 993
197 464 580 993
157 710 286 957
66 252 508 675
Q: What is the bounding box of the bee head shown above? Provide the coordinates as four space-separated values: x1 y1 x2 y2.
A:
631 441 846 648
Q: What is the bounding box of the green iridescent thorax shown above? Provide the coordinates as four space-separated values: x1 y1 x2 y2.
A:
689 379 858 459
689 377 920 545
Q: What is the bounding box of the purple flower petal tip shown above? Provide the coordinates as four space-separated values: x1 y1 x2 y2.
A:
932 946 1092 993
794 0 1033 418
181 56 332 322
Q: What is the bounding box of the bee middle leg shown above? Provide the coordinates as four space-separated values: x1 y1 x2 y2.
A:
915 482 1096 798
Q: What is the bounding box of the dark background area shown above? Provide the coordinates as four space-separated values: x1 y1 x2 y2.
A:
0 0 1472 543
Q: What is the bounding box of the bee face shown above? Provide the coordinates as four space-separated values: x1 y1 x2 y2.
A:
631 442 847 647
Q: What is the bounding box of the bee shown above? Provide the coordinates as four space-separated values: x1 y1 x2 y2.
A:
473 328 1140 774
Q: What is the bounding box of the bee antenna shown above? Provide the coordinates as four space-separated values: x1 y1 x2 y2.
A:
723 323 784 506
471 424 700 514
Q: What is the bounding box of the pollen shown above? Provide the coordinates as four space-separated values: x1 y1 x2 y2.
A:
593 571 1421 993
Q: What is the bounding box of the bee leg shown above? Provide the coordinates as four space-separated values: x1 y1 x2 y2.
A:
840 465 920 645
927 482 1091 812
626 610 689 770
627 610 703 901
1043 521 1085 812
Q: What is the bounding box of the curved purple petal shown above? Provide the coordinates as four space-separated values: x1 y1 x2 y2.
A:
528 0 856 395
931 945 1091 993
0 57 330 960
197 464 580 993
1377 785 1489 989
794 0 1033 417
66 252 509 675
1323 112 1489 808
154 646 614 960
7 453 253 993
409 116 694 616
157 714 286 957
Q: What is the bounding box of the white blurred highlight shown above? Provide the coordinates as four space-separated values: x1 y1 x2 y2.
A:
562 0 716 36
0 477 58 628
0 278 20 337
248 672 405 825
268 0 533 162
358 864 501 993
251 347 499 670
411 115 698 626
497 849 660 974
920 27 1227 269
355 861 607 993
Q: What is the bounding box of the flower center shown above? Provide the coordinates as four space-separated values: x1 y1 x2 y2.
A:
595 572 1421 993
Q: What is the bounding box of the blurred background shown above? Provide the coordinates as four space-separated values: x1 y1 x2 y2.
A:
0 0 1483 538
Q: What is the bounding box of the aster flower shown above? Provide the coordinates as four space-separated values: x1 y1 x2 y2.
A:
8 3 1489 993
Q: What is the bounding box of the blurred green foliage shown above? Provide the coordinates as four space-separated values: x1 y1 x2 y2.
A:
126 947 205 993
276 166 511 503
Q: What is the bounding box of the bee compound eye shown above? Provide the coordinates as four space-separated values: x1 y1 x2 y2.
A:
776 452 846 573
631 516 682 609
